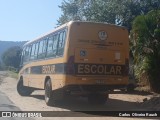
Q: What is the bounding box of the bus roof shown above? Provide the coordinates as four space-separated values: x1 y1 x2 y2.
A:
23 21 127 47
23 21 72 47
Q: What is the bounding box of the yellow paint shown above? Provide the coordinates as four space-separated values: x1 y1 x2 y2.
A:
19 21 129 90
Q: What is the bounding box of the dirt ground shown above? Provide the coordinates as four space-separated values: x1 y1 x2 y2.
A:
0 71 159 120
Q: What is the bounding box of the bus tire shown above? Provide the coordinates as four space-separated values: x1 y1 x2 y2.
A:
88 94 108 105
44 79 54 106
17 78 34 96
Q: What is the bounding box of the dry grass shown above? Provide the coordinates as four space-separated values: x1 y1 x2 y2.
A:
8 71 18 79
135 85 151 92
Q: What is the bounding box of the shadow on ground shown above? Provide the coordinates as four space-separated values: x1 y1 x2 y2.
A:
126 90 153 96
29 94 143 111
111 90 153 96
28 90 158 118
29 95 44 100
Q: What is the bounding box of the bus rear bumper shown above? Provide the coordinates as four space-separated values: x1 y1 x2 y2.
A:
63 84 127 96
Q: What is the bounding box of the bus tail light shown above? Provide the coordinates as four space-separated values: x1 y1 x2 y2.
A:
124 58 129 76
66 56 75 75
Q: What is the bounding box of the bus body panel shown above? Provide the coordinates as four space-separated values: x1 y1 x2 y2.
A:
19 58 68 90
75 48 125 64
64 22 129 88
19 21 129 93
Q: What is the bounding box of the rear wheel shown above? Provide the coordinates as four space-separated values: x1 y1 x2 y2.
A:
88 93 108 105
45 79 54 106
17 78 34 96
45 79 64 106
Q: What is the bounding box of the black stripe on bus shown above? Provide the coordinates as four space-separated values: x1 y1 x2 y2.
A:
27 63 127 76
74 63 127 76
31 63 66 74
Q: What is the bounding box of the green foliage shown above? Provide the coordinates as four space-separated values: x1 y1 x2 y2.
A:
0 41 26 62
0 61 5 70
2 46 22 69
130 10 160 92
0 61 1 69
58 0 160 31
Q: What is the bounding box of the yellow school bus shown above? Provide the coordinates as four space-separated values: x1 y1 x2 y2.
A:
17 21 129 105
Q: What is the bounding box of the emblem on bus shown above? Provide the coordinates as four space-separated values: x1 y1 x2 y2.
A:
80 50 87 57
98 31 107 40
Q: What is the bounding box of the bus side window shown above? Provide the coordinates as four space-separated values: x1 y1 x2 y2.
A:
38 39 47 59
30 43 36 60
24 46 31 62
20 48 25 65
46 35 54 58
53 34 58 56
23 47 28 63
28 46 32 61
30 42 39 60
57 30 66 56
34 42 39 59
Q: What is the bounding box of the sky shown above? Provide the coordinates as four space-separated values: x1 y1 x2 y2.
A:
0 0 62 41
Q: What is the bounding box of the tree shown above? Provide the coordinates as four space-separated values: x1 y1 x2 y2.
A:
130 10 160 92
2 46 22 69
58 0 160 31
